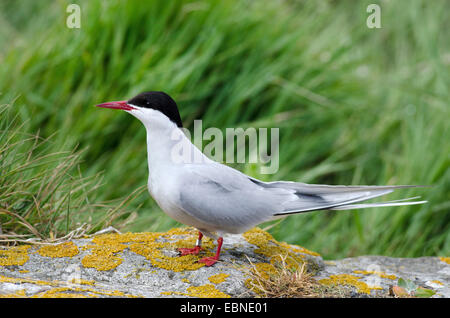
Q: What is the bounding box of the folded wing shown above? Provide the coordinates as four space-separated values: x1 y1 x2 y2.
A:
173 163 426 233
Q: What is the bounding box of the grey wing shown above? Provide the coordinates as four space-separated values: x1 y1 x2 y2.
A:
172 163 426 234
172 163 289 234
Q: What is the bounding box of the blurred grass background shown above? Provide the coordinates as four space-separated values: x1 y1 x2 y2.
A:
0 0 448 258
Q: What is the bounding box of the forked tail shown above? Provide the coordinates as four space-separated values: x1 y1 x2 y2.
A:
259 182 428 216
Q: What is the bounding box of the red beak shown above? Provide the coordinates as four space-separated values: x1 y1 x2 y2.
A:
95 100 135 111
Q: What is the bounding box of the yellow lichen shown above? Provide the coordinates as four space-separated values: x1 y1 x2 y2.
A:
244 262 278 295
0 290 26 298
243 227 319 257
1 227 327 298
29 285 136 298
319 274 382 295
82 253 123 271
0 274 58 287
242 228 307 271
353 270 397 280
126 228 215 272
240 228 322 296
250 262 278 281
81 227 216 272
439 257 450 265
69 278 96 286
281 242 320 257
0 275 137 298
31 287 89 298
81 242 127 271
243 227 274 247
0 288 28 298
129 242 208 272
430 280 443 285
0 245 31 266
162 284 230 298
38 242 79 258
186 284 230 298
160 291 175 296
208 273 230 284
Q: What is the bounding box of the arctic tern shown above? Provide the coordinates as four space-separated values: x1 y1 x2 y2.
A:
96 91 426 266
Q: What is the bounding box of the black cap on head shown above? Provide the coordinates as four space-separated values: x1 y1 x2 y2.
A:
128 91 183 128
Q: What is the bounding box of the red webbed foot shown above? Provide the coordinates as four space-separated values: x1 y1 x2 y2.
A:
198 256 219 267
178 246 202 256
178 231 203 256
198 237 223 267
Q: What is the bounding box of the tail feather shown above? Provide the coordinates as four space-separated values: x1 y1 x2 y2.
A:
332 196 427 210
260 180 425 194
265 182 428 216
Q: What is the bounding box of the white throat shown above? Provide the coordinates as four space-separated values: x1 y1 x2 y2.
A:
134 110 207 186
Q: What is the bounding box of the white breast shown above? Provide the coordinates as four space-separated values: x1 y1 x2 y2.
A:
147 171 215 231
143 117 214 230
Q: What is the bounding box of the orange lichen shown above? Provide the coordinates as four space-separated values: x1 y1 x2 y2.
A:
208 273 229 284
319 274 383 295
38 242 79 258
353 270 397 280
0 245 31 266
439 257 450 265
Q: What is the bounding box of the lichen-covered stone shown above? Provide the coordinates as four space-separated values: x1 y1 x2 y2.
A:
0 227 448 298
315 255 450 298
37 242 79 258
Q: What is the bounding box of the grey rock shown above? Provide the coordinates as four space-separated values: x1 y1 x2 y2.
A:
317 255 449 297
0 228 448 298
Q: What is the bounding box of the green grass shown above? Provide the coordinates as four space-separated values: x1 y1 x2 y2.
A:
0 0 448 258
0 105 139 243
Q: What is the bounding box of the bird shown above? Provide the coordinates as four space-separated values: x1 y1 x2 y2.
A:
96 91 426 266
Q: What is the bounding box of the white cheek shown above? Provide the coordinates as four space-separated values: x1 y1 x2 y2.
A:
127 107 153 122
127 106 174 130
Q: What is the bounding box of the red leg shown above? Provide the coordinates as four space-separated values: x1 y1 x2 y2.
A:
199 237 223 266
178 232 203 256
